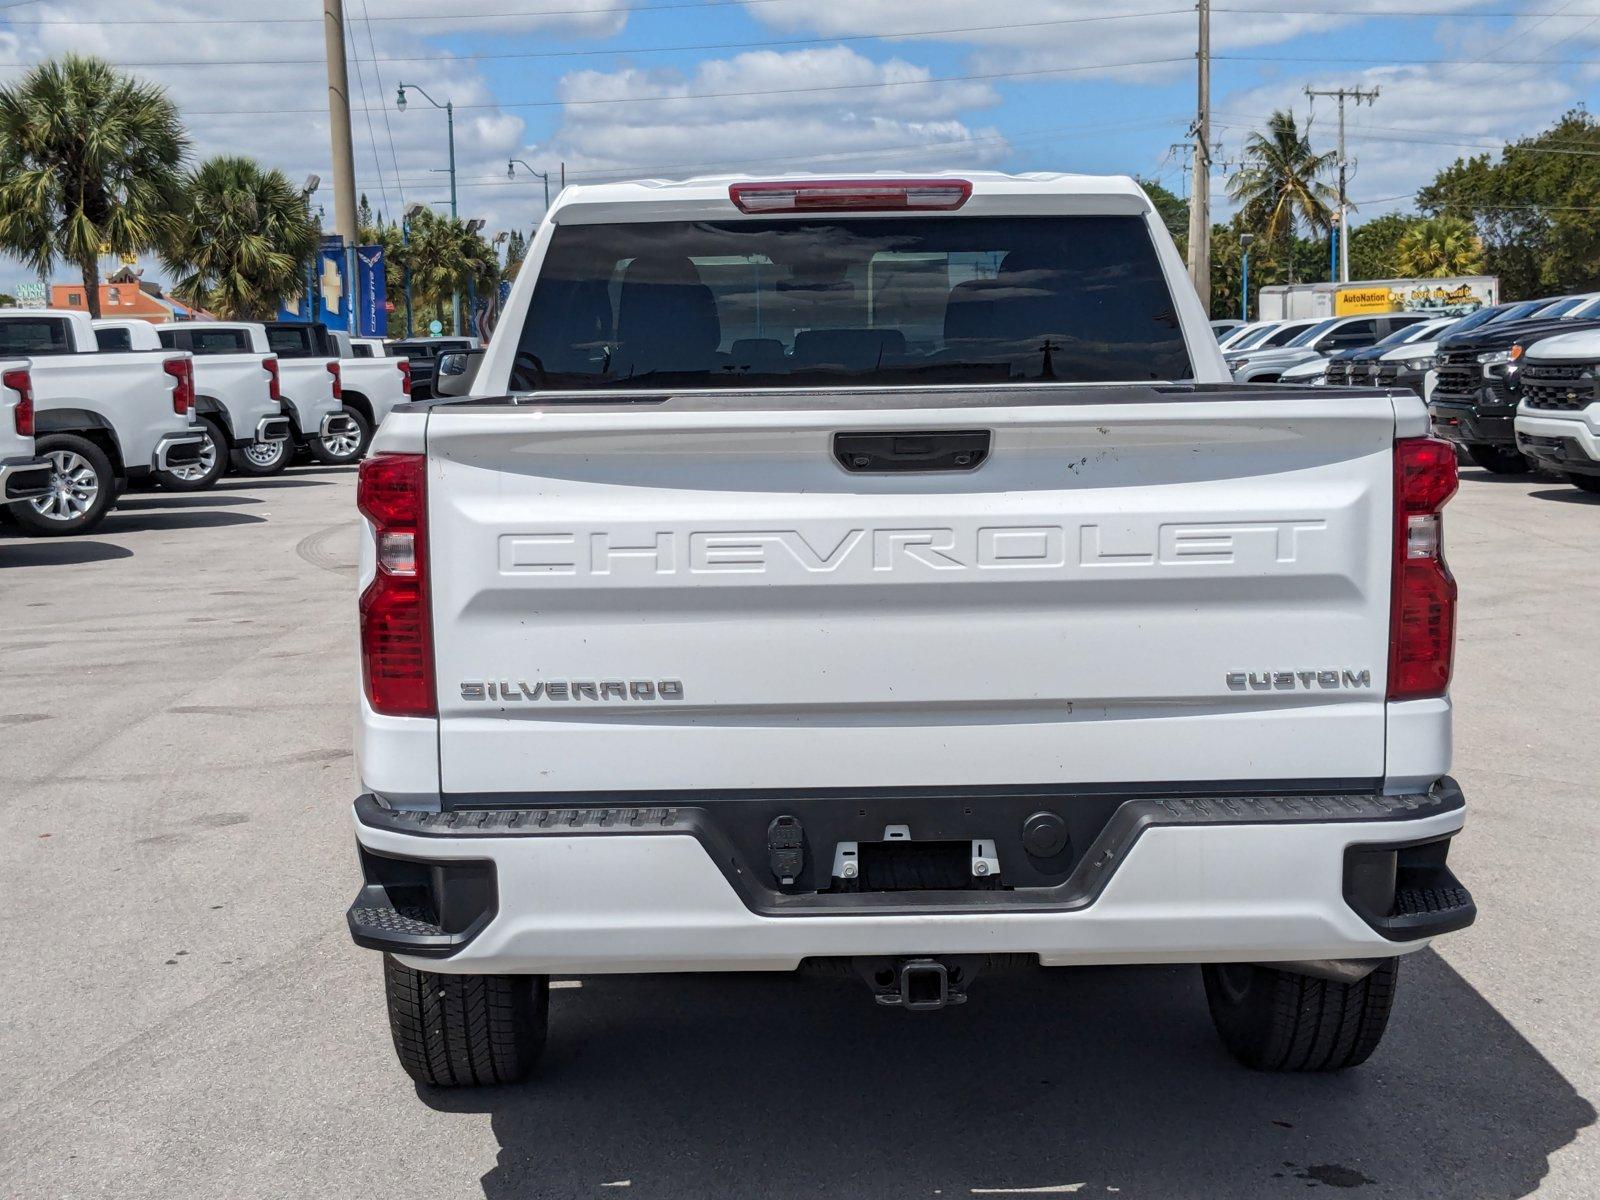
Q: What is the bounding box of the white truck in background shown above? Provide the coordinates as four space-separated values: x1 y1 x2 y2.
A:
1514 328 1600 494
328 329 413 444
347 173 1474 1087
0 309 205 535
95 319 290 490
0 362 52 512
191 321 343 474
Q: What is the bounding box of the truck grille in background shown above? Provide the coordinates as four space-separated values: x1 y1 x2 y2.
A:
1521 364 1598 411
1376 364 1403 386
1322 361 1346 385
1433 350 1480 402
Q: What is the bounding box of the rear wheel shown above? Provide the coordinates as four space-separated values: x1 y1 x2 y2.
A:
383 956 549 1088
11 434 116 537
309 407 371 465
1566 472 1600 494
1202 959 1399 1071
1466 444 1529 474
154 419 228 491
230 436 291 476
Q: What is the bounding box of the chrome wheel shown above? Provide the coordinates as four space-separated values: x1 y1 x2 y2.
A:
169 430 220 482
320 425 363 459
243 439 289 469
30 450 100 522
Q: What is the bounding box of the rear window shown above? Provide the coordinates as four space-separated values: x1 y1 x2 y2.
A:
267 326 313 357
512 215 1191 391
1261 323 1312 347
95 327 133 352
0 317 72 355
190 328 251 355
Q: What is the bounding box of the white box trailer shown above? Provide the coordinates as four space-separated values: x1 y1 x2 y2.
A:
1258 276 1499 321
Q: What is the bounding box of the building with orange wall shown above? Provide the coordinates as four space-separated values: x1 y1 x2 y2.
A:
48 278 212 323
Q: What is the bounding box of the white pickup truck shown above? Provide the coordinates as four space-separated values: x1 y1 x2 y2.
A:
1513 328 1600 493
93 319 290 490
194 321 343 474
0 309 205 535
347 173 1474 1086
0 361 52 512
328 329 412 448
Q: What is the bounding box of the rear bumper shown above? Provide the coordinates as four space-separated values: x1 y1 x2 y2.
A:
319 410 357 439
254 415 291 444
348 780 1472 974
1429 399 1517 447
0 455 52 503
1515 411 1600 474
151 430 206 471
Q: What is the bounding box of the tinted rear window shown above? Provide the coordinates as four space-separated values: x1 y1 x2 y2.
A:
190 329 252 355
513 215 1191 391
95 327 133 352
0 318 72 355
267 327 313 357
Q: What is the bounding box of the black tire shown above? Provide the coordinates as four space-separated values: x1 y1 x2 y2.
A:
1566 472 1600 494
230 436 292 476
153 419 228 491
10 433 116 537
1466 444 1529 474
309 406 372 465
383 955 549 1088
1202 959 1399 1072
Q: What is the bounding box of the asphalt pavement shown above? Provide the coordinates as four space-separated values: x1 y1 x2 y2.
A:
0 463 1596 1199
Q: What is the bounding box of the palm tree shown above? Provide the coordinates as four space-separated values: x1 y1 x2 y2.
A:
1394 216 1485 277
0 55 186 317
1227 110 1337 282
396 208 499 334
162 156 318 320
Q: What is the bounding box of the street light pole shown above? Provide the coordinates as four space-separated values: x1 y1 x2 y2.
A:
397 83 461 333
506 159 552 213
1239 232 1256 323
402 201 424 339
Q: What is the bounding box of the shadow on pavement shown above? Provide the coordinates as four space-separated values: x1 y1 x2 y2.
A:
213 476 336 490
426 952 1593 1199
99 508 266 534
110 493 264 510
1528 487 1600 505
0 539 134 568
1456 468 1543 486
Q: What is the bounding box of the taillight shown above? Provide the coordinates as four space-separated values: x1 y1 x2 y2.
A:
328 360 342 400
398 359 412 397
357 453 434 717
729 178 972 213
5 368 33 437
163 357 194 415
264 357 281 401
1389 438 1458 701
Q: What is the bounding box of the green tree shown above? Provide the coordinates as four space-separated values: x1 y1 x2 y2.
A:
1138 178 1189 254
161 155 318 320
0 55 187 318
1418 109 1600 297
1227 109 1337 282
393 208 498 334
1393 215 1484 277
1347 212 1423 282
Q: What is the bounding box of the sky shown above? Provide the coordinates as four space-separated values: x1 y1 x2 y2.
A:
3 0 1600 289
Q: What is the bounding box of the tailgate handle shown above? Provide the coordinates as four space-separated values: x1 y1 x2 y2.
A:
834 430 990 473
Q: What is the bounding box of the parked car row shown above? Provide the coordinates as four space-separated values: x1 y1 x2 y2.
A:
0 310 422 537
1219 293 1600 496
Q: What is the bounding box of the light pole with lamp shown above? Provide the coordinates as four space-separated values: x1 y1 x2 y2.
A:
506 159 551 213
301 175 321 324
396 83 461 333
401 201 425 338
1239 232 1256 324
463 217 486 340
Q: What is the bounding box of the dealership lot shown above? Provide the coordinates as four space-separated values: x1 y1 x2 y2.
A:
1 467 1597 1199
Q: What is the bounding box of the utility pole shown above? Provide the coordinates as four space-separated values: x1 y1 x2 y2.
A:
322 0 360 330
1185 0 1211 310
1304 85 1379 284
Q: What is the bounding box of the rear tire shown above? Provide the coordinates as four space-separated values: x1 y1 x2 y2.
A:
309 407 371 465
1466 444 1529 474
154 419 228 491
10 434 116 537
1566 472 1600 494
383 956 549 1088
230 437 291 476
1202 959 1399 1071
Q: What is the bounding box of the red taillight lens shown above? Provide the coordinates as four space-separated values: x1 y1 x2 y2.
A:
328 360 343 400
163 357 194 416
358 452 434 717
1389 438 1458 701
398 359 412 397
729 179 972 213
5 368 33 437
264 357 281 401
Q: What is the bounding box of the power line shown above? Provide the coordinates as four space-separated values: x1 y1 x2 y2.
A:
358 0 407 213
344 0 393 219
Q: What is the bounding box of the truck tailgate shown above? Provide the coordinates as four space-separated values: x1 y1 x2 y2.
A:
425 391 1397 795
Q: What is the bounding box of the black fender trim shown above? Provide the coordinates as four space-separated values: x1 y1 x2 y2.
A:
32 410 125 473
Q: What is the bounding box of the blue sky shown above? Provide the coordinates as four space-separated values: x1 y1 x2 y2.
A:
2 1 1597 288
